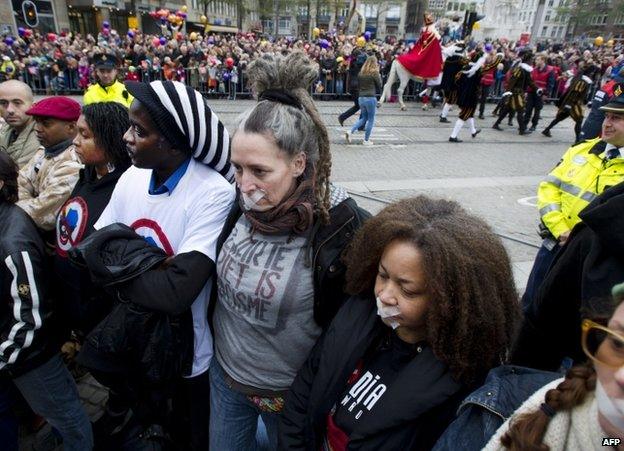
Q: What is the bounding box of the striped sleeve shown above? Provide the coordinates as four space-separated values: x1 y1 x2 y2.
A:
0 251 43 370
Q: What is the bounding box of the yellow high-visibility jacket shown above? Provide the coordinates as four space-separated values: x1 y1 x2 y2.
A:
83 80 133 108
538 138 624 238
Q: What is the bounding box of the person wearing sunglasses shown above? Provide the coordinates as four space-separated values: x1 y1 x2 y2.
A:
484 282 624 450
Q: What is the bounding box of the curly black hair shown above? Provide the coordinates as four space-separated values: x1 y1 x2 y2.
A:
81 102 131 168
344 196 521 385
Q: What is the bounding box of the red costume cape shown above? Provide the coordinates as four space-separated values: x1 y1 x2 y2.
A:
397 28 443 79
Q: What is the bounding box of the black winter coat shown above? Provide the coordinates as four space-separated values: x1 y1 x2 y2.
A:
279 296 465 450
0 202 56 377
71 224 198 381
512 181 624 370
211 195 371 329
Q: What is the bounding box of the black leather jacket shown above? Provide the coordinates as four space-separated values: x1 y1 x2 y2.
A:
0 202 56 377
71 224 200 381
211 195 371 329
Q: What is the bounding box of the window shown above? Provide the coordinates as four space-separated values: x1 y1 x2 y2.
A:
545 12 550 21
340 6 349 17
299 5 308 16
548 0 554 5
386 5 400 19
279 18 290 29
542 25 548 36
363 4 378 18
551 27 556 37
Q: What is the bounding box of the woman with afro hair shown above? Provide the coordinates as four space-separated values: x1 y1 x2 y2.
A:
279 196 521 450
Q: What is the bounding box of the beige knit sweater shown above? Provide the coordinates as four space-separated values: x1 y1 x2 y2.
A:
484 377 609 451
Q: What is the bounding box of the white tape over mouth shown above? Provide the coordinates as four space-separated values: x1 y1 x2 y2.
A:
241 189 271 211
376 296 401 329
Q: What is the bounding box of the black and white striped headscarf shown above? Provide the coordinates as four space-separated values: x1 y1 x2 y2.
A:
125 80 234 182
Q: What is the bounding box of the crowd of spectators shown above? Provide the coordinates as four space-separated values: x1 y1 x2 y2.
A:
0 28 622 100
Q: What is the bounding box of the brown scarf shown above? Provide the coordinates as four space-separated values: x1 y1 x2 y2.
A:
241 178 315 236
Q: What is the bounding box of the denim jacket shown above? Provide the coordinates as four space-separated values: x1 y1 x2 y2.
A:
432 365 562 451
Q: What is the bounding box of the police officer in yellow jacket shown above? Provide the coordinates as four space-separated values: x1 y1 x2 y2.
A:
522 92 624 309
83 53 132 108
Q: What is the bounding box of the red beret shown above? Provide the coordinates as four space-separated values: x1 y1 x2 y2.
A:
26 97 81 122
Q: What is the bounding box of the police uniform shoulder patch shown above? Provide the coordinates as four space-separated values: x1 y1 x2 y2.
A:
572 155 587 165
18 284 30 297
615 85 623 97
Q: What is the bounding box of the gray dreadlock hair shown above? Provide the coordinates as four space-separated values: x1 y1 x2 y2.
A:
234 51 332 223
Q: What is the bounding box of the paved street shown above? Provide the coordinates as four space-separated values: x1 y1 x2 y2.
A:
211 98 576 292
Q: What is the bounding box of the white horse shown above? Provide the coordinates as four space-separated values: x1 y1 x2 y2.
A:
379 44 462 111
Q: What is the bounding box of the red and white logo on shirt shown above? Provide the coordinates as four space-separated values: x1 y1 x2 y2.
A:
131 218 174 256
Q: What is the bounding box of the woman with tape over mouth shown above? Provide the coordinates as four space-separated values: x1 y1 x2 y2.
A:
279 196 521 450
485 282 624 451
209 51 370 450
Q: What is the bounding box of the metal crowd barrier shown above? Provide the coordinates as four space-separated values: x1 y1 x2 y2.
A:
15 65 592 104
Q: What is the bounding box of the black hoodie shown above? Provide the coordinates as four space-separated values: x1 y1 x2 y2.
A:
512 181 624 371
53 164 128 336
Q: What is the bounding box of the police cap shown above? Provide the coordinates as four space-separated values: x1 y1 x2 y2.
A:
600 86 624 113
92 52 119 69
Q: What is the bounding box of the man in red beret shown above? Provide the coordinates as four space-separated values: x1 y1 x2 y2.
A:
17 97 82 243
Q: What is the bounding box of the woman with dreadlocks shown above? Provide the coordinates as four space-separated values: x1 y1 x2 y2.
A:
210 51 370 450
54 101 131 337
279 196 521 450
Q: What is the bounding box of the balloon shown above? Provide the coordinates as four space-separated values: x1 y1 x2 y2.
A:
47 33 56 42
200 15 208 24
24 29 32 37
336 56 344 63
608 39 615 47
313 27 320 38
176 32 183 40
225 57 234 68
484 43 493 52
4 37 14 46
159 36 167 45
595 36 604 46
168 14 177 23
472 22 480 30
364 31 371 41
149 11 158 19
356 36 366 47
102 20 110 29
152 37 160 46
189 32 198 40
160 18 167 25
157 9 169 18
319 39 329 48
127 30 135 38
181 5 188 12
18 27 25 37
102 28 110 36
176 11 187 19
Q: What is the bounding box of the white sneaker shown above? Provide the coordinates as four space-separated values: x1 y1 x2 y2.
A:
345 131 351 144
362 140 374 146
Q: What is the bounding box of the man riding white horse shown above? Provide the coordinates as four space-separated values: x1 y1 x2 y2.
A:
379 13 457 110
